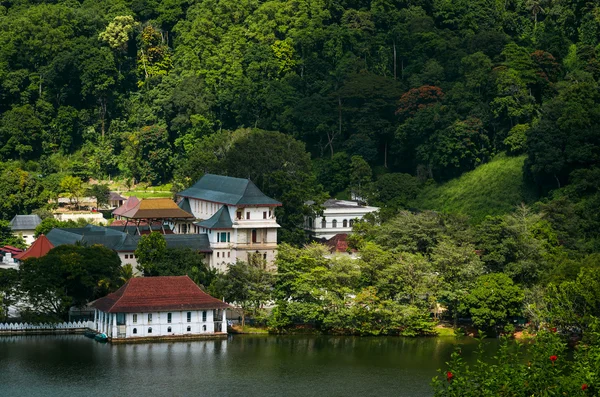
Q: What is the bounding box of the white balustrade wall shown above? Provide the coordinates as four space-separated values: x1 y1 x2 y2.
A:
0 321 94 333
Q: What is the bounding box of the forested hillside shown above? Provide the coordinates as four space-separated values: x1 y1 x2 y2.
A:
1 0 600 244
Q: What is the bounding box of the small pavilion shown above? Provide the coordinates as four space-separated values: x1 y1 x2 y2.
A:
118 198 195 235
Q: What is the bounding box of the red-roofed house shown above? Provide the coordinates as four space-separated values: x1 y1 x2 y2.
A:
1 245 23 269
90 276 231 341
14 234 54 261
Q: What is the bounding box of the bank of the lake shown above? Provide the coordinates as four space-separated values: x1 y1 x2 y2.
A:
0 334 501 397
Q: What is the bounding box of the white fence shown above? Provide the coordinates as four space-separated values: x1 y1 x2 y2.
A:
0 321 94 333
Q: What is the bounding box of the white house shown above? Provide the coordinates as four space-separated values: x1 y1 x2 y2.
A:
9 215 42 246
90 276 230 341
176 174 282 272
305 199 379 240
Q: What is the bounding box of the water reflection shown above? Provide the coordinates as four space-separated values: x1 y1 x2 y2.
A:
0 335 496 397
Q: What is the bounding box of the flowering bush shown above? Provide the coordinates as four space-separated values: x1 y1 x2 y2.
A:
432 320 600 396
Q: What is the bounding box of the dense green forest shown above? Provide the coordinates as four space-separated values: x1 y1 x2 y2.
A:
1 0 600 392
1 0 600 238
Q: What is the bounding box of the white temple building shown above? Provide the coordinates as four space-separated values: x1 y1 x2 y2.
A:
304 199 379 240
91 276 230 341
176 174 282 271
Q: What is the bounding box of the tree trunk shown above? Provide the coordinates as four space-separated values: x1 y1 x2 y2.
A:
393 41 397 80
384 141 388 168
401 58 404 80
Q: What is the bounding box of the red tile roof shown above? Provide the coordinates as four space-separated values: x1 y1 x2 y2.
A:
91 276 231 313
112 196 140 217
1 245 24 255
14 235 54 260
325 234 356 253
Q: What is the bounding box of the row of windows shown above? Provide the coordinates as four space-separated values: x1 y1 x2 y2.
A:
132 311 207 324
124 254 136 259
308 218 355 229
132 325 207 334
195 200 219 215
216 251 231 258
236 210 272 220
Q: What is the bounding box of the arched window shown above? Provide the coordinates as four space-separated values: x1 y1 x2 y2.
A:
332 219 337 228
321 218 326 228
308 217 313 228
343 219 348 228
202 325 207 332
349 219 354 227
167 327 172 333
133 328 137 334
148 327 152 334
187 326 191 332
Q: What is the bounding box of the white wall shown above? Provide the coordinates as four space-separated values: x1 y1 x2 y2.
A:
13 230 36 247
117 252 141 275
54 212 105 224
306 206 379 240
95 309 227 339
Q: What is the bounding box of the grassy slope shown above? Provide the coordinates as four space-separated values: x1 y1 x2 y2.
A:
411 154 537 223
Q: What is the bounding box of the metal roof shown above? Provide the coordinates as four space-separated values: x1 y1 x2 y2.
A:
112 196 140 217
9 215 42 231
46 225 211 253
177 174 281 207
164 234 212 253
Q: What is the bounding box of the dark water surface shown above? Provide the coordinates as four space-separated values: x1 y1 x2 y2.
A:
0 334 495 397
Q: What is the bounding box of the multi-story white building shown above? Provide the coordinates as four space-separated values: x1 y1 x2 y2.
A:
176 174 281 272
91 276 230 341
305 199 379 240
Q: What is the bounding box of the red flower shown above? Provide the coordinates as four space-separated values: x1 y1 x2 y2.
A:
550 355 558 364
446 371 454 382
551 327 557 333
582 384 588 391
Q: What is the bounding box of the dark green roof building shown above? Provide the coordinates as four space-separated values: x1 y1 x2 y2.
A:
177 174 281 207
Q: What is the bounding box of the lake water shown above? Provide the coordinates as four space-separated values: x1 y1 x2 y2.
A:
0 335 495 397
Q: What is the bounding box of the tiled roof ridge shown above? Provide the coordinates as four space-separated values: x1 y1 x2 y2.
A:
92 275 230 312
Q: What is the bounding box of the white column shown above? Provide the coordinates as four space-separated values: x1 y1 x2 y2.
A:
222 309 227 334
112 313 117 338
94 310 98 331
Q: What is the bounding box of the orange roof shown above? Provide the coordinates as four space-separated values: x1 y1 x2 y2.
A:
119 198 195 220
14 235 54 260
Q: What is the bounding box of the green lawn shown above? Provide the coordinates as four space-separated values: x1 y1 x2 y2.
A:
125 191 173 199
411 154 537 223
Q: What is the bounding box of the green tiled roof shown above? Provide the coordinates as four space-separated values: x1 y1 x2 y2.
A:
196 206 233 230
177 174 281 206
9 215 42 231
164 234 212 253
178 197 192 213
47 225 211 253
